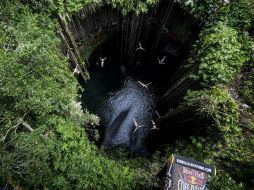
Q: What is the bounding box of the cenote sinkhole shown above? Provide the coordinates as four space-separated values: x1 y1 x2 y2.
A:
2 0 254 189
68 0 204 155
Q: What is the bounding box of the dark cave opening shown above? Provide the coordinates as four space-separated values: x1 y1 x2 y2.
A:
69 1 203 154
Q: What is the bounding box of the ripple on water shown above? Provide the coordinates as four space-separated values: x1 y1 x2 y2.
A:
99 77 156 154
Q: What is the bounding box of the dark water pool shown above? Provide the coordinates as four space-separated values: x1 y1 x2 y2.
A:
82 63 156 154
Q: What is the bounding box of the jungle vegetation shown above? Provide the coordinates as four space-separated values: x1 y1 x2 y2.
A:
0 0 254 189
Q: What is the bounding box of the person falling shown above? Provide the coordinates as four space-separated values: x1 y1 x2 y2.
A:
158 56 166 65
100 57 106 67
150 120 160 131
73 65 80 75
136 42 145 51
137 81 152 90
133 118 143 133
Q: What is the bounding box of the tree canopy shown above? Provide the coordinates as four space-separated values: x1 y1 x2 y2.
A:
0 0 253 189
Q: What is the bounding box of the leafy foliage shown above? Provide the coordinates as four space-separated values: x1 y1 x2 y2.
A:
0 2 138 189
178 87 254 188
1 0 254 189
105 0 159 14
208 0 253 30
21 0 102 13
175 0 221 19
0 1 77 135
1 115 136 189
103 148 165 189
176 0 253 30
21 0 159 14
188 21 252 86
179 5 254 187
183 87 239 133
207 173 244 190
239 61 254 107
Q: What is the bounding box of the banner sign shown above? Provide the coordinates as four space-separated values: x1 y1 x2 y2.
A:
164 154 216 190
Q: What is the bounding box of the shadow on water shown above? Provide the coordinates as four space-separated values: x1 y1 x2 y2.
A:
77 2 200 155
82 62 156 155
103 108 131 146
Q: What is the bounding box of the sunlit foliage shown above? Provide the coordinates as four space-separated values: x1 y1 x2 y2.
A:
0 1 138 188
189 22 252 86
21 0 159 14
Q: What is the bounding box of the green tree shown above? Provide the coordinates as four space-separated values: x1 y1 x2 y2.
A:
21 0 159 14
0 2 137 189
188 21 252 86
1 115 136 189
0 1 77 134
176 0 253 30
